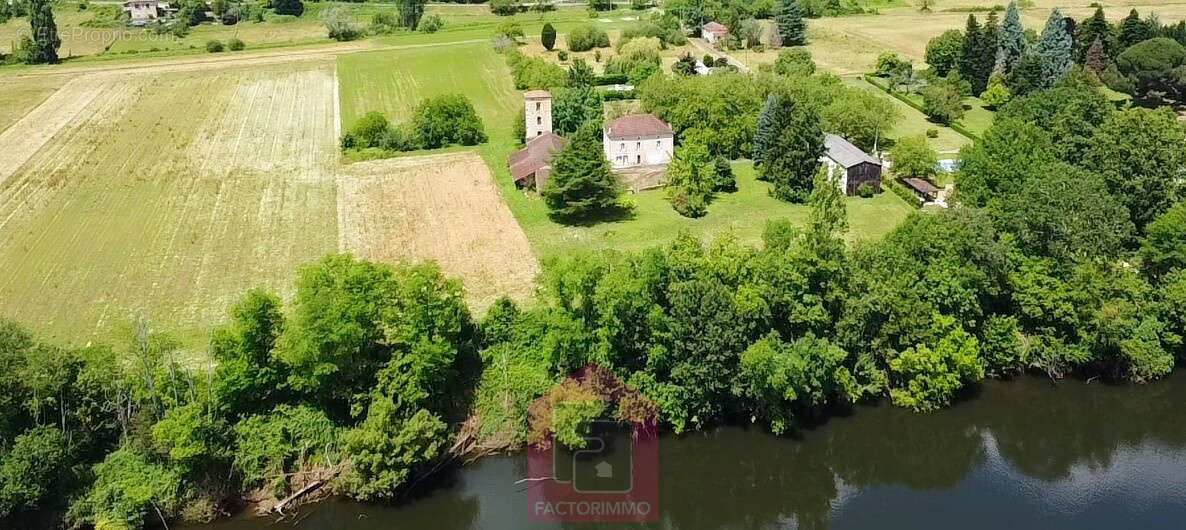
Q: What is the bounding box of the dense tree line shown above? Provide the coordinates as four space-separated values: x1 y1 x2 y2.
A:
924 2 1186 106
341 94 486 154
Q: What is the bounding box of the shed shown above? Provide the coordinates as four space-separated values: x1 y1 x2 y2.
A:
509 131 567 191
820 134 882 196
902 178 941 202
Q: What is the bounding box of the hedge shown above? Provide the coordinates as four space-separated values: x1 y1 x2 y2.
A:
887 178 923 209
601 89 638 101
595 74 629 85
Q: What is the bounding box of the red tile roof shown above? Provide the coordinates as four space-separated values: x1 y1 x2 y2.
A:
604 114 672 140
703 22 728 34
509 132 566 182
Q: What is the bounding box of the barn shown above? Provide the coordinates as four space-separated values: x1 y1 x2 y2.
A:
820 134 883 196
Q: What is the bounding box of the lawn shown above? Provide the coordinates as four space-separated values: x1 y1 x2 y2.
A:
0 62 340 354
845 78 972 153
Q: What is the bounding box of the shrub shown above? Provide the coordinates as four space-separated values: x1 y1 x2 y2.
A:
420 14 443 33
323 7 361 41
205 39 224 52
490 0 520 15
495 20 524 40
227 37 244 51
926 128 939 138
920 83 965 125
567 24 609 52
368 11 399 34
541 22 556 50
410 94 488 149
341 111 418 151
857 182 875 198
669 188 708 217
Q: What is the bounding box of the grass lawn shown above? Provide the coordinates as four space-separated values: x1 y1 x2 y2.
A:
845 78 971 153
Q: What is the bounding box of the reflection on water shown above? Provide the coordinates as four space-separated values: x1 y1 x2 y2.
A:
192 374 1186 530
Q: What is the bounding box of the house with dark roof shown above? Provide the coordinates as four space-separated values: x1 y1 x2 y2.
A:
509 131 566 191
703 21 729 45
820 133 883 196
603 114 674 169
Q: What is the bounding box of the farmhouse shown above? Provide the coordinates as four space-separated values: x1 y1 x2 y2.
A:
819 134 883 196
603 114 674 169
123 0 174 25
703 21 729 45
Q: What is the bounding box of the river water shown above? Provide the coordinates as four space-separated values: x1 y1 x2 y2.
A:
195 373 1186 529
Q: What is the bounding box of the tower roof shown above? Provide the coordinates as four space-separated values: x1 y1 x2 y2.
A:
524 90 552 99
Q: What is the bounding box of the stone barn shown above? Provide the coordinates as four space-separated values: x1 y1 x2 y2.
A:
703 22 729 45
509 132 566 191
820 133 882 196
603 114 674 170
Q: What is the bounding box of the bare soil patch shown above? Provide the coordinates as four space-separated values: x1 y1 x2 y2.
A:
337 151 539 311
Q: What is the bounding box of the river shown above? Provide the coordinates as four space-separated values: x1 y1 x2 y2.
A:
193 373 1186 529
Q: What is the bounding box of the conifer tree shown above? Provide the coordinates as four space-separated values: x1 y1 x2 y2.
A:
998 1 1026 73
1084 36 1109 73
1077 7 1110 62
542 121 625 221
541 23 557 51
752 93 778 169
960 14 982 83
1035 9 1074 88
759 94 824 203
776 0 807 46
1118 9 1151 50
974 11 1000 94
27 0 60 64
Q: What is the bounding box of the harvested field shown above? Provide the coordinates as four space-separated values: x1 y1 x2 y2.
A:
0 62 339 353
337 151 539 310
0 75 66 134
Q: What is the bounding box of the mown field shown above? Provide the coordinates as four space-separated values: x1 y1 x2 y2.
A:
0 62 340 353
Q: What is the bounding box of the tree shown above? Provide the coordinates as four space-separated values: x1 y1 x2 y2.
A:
1034 9 1074 89
925 29 964 77
1084 37 1109 73
542 121 625 221
712 156 736 192
273 0 304 16
567 57 595 87
998 1 1026 73
980 74 1011 108
960 14 982 84
1141 203 1186 281
738 18 763 48
672 53 697 75
771 47 816 77
25 0 60 64
397 0 425 30
541 22 556 51
736 334 857 434
0 426 68 519
759 93 824 202
666 139 714 217
886 314 983 412
1111 37 1186 106
1077 7 1111 63
819 88 901 152
211 289 288 419
551 86 601 135
776 0 807 46
1084 107 1186 232
340 406 448 501
74 446 184 530
919 82 964 125
1118 9 1151 50
410 94 487 148
888 136 937 179
752 93 778 168
973 11 1000 94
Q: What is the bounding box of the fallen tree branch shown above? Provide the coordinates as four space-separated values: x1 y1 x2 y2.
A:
273 470 339 515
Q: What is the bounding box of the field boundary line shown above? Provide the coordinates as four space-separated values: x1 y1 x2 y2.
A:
0 75 108 187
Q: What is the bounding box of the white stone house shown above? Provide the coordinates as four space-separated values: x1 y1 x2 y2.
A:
123 0 174 25
603 114 674 169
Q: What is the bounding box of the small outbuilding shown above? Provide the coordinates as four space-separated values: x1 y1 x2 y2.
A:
509 131 567 191
820 134 883 196
123 0 175 25
603 114 674 169
703 21 729 45
902 177 941 202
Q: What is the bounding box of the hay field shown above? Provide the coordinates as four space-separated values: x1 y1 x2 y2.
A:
0 75 65 133
338 152 539 310
0 62 339 351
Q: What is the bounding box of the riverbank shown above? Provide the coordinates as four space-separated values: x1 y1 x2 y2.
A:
184 372 1186 529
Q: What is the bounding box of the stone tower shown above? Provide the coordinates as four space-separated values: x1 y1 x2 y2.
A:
524 90 552 142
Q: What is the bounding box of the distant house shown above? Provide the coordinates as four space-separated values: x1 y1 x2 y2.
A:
123 0 174 25
819 134 883 196
509 131 567 191
603 114 674 169
703 21 729 45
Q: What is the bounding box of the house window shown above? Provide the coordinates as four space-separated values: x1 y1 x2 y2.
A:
636 141 640 149
656 140 660 147
636 155 641 164
536 116 541 125
535 102 541 111
619 143 625 151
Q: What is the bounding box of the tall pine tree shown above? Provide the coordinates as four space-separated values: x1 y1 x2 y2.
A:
27 0 60 64
752 93 778 169
1118 9 1151 50
1034 8 1073 89
542 121 625 221
960 14 982 84
1076 7 1111 62
776 0 807 46
974 11 1000 94
759 93 824 203
998 1 1026 74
